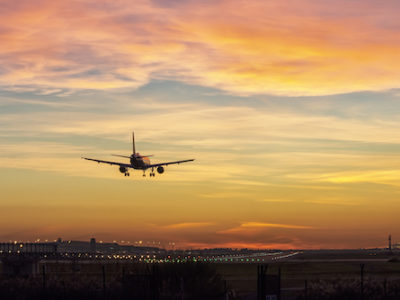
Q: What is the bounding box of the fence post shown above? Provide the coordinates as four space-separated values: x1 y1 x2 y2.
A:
304 279 308 300
257 265 260 300
42 264 46 292
152 264 159 300
383 278 387 299
278 267 281 300
257 264 267 300
102 265 106 299
180 276 185 300
360 263 365 300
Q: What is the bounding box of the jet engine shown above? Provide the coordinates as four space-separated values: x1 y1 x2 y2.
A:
157 166 164 174
119 166 127 173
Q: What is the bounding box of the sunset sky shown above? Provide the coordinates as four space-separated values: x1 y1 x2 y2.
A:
1 0 400 249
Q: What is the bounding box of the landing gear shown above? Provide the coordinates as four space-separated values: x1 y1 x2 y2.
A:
124 173 130 177
143 170 156 177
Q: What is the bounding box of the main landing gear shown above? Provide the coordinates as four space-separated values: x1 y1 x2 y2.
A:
124 172 130 177
142 169 156 177
144 172 155 177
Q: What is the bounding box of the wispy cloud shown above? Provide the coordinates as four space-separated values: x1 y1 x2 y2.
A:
3 96 400 187
258 199 293 203
218 222 314 235
163 222 215 229
316 170 400 186
303 199 360 206
241 222 314 230
199 192 249 199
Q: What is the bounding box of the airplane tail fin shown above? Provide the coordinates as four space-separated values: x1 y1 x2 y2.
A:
132 131 136 154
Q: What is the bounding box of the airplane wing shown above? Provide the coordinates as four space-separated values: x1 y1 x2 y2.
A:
147 159 195 168
82 157 132 168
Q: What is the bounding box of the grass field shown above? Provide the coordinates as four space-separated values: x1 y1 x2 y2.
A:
216 250 400 299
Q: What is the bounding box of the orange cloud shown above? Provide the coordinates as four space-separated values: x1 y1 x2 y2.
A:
1 0 400 95
218 222 314 235
241 222 313 229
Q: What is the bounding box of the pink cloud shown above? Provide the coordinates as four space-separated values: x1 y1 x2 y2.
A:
1 0 400 95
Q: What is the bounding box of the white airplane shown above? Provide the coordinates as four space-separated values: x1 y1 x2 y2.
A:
82 132 194 177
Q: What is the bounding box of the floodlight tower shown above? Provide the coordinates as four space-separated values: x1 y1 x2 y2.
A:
389 234 392 251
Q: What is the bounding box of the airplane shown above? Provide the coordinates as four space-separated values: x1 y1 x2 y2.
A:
82 132 195 177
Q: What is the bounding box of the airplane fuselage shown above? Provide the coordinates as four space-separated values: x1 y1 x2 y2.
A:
130 154 151 169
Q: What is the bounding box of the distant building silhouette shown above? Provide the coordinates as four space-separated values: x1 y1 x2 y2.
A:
0 242 57 254
90 238 96 253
